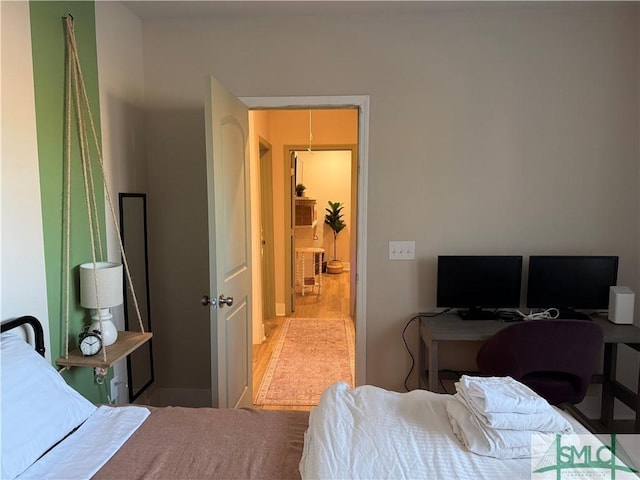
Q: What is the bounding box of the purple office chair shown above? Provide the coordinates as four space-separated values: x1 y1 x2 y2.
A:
476 319 604 405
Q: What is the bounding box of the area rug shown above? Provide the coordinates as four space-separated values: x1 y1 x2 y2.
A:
255 317 355 405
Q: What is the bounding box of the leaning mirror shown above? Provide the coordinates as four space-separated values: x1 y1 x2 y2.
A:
119 193 154 401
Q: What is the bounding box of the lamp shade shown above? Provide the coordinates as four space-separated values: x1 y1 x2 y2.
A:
79 262 123 309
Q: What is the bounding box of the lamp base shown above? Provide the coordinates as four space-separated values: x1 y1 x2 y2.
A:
89 309 118 346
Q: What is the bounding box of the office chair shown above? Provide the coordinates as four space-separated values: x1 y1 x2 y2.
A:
475 319 604 405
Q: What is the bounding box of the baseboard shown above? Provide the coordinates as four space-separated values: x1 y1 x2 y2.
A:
276 303 286 316
140 387 211 407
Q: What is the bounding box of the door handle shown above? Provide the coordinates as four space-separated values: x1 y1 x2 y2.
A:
201 294 234 309
201 295 217 309
218 294 234 308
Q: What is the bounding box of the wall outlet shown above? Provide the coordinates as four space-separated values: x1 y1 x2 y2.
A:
110 377 121 404
389 241 416 260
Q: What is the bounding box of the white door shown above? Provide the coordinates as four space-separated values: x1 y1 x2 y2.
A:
204 76 252 408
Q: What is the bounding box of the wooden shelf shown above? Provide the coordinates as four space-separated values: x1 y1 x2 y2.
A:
56 331 152 369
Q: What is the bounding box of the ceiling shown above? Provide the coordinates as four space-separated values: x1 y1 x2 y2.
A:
121 1 455 20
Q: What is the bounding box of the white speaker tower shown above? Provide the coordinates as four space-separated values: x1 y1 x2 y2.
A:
608 286 635 324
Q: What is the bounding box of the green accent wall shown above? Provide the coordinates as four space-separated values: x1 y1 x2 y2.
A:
29 0 109 402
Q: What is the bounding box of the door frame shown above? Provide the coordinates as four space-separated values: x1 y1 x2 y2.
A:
286 145 358 315
241 95 369 386
259 138 276 323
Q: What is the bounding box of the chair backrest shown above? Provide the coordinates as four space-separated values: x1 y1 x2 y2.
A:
476 319 603 400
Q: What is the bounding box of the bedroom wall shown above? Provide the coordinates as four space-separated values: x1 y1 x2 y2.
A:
3 1 147 404
0 1 51 354
137 2 640 394
27 1 106 402
94 1 146 404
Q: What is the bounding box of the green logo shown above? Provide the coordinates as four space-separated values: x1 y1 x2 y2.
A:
532 433 638 479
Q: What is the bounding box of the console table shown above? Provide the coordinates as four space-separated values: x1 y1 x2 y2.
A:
418 314 640 432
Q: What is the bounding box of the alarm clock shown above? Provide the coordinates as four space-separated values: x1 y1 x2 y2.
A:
78 327 102 356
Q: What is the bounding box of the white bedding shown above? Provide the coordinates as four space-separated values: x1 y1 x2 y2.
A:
300 382 591 480
17 405 149 480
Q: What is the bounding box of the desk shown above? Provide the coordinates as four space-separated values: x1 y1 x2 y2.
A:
419 314 640 432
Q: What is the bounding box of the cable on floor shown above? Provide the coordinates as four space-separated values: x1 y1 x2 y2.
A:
402 309 451 392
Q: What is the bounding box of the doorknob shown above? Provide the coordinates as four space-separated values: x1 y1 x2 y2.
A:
218 294 234 308
201 294 233 308
201 295 217 309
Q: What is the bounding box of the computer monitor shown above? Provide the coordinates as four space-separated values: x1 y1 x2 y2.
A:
436 255 523 320
526 255 618 319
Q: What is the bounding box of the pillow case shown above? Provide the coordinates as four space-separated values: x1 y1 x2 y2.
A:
1 332 97 479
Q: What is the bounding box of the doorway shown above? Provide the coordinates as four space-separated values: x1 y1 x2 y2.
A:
245 99 368 408
289 147 357 317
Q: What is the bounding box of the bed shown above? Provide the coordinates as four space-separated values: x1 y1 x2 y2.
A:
1 316 307 480
2 316 638 480
301 382 640 480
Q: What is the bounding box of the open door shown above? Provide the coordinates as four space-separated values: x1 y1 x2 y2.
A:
204 76 252 408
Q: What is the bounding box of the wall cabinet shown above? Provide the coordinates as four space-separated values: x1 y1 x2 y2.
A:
295 198 317 227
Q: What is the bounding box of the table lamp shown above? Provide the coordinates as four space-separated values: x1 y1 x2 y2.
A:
79 262 123 346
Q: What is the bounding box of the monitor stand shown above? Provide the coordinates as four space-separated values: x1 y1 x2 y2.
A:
457 308 497 321
556 309 592 321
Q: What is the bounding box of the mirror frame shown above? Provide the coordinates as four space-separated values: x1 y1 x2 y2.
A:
119 193 154 401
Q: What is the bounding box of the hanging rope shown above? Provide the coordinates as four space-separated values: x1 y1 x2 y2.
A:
62 23 73 359
63 16 145 362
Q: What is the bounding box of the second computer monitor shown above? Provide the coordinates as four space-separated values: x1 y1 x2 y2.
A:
526 255 618 317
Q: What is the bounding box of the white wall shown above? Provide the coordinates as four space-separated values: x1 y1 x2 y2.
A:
95 1 146 403
0 1 51 358
135 2 640 393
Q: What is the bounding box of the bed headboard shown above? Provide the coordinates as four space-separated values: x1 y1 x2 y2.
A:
1 316 45 357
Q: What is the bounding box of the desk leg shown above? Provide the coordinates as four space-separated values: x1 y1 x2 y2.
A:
418 331 425 389
428 340 439 392
601 343 616 429
636 355 640 432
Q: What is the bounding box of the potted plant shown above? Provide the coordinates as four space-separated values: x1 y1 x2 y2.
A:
324 200 346 274
295 183 306 197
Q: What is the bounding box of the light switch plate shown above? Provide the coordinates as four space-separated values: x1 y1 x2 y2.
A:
389 241 415 260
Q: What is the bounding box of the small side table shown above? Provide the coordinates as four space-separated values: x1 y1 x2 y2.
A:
295 247 324 296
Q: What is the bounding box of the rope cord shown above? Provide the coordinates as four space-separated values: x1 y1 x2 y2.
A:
62 25 73 359
66 17 145 335
62 16 145 363
66 18 145 334
67 18 107 362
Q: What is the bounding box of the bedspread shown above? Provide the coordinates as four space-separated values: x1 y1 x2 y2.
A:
93 406 308 480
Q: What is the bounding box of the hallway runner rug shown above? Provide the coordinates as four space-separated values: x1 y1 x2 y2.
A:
255 317 355 406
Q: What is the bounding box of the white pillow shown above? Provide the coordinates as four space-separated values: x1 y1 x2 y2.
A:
1 332 97 479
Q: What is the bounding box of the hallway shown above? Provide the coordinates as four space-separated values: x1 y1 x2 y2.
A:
252 271 353 410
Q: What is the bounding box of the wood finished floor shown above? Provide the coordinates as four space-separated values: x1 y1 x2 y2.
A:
252 271 352 411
